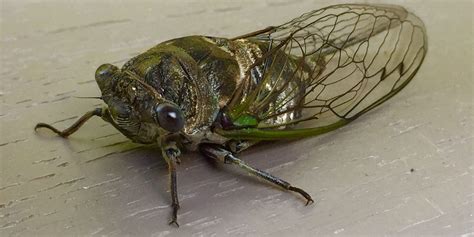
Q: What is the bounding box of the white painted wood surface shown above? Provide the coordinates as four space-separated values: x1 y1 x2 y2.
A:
1 0 472 236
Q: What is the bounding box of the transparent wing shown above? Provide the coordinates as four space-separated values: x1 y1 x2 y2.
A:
224 4 427 133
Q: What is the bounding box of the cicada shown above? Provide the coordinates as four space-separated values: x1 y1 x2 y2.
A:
35 4 427 226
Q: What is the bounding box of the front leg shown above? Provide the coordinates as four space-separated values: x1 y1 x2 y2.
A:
35 108 103 137
160 140 181 227
199 143 314 205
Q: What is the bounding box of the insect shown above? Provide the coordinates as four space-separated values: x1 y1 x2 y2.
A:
35 4 427 226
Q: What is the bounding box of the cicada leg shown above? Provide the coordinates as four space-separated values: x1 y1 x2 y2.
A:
226 140 259 153
159 140 182 227
35 108 103 138
199 144 314 205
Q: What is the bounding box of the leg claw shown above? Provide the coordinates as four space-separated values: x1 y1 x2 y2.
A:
288 186 314 206
169 219 180 227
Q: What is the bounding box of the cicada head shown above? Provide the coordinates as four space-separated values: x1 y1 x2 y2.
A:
94 63 185 144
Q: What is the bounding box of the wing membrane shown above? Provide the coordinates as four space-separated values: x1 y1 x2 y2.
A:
223 4 427 137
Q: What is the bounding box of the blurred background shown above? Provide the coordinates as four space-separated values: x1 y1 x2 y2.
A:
1 0 472 236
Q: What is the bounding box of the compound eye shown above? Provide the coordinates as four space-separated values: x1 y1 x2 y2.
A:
95 63 118 78
154 103 184 133
95 64 118 89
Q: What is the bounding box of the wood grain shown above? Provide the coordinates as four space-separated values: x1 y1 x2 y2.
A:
1 0 472 236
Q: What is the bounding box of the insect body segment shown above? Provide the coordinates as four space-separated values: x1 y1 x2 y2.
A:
35 4 427 226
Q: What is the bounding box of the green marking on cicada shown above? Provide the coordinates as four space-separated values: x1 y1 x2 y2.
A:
233 114 258 128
